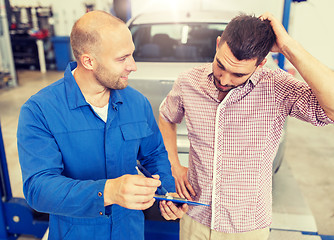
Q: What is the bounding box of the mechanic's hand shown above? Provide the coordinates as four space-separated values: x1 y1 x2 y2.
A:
159 192 189 220
172 164 195 200
104 174 161 210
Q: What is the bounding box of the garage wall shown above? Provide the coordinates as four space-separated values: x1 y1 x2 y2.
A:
130 0 284 22
131 0 283 17
288 0 334 69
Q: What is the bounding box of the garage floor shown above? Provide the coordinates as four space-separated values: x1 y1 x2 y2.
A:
284 116 334 236
0 70 333 239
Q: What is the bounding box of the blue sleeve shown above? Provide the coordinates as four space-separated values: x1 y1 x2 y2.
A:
137 98 176 194
17 102 107 218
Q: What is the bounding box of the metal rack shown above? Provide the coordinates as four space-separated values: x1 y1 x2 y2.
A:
0 0 17 88
9 6 55 73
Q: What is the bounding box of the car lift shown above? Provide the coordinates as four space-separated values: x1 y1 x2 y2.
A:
0 123 48 240
278 0 307 69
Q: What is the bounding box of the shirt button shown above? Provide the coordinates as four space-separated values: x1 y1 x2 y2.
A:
98 192 103 197
99 211 103 215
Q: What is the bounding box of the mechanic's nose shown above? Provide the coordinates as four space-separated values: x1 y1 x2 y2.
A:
127 56 137 72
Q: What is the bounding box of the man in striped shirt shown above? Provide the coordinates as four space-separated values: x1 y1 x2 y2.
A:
159 13 334 240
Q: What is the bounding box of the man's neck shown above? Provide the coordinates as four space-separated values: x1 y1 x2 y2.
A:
73 66 110 107
85 89 110 108
218 91 229 101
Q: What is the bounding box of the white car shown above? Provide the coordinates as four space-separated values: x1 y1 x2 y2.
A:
127 10 284 174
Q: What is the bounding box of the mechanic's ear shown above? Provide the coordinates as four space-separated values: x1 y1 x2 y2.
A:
81 54 95 71
216 36 221 52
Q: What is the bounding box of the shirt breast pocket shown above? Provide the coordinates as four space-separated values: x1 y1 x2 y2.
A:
119 122 154 172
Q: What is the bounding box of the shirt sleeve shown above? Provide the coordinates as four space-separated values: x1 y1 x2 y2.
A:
159 74 185 124
17 101 107 218
274 69 334 126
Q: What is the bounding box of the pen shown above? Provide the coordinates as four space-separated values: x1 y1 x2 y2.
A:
136 163 169 196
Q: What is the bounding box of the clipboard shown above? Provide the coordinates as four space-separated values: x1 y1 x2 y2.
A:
154 194 210 207
136 163 209 207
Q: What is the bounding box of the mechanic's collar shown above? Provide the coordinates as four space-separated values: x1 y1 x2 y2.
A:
109 89 123 107
65 62 88 110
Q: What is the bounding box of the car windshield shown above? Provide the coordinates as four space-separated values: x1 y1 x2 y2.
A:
130 23 227 62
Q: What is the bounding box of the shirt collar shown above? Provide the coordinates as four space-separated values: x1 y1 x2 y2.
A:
64 62 123 110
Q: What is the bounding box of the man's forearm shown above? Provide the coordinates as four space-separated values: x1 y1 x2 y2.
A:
158 115 181 168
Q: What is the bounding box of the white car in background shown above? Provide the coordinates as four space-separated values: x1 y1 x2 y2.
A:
127 10 284 174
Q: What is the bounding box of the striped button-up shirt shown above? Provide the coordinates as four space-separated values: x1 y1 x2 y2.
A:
159 63 333 233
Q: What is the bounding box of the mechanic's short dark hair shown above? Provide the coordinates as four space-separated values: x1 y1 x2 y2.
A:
219 14 276 66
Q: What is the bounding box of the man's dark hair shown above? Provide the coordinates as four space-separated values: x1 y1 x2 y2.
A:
219 14 276 66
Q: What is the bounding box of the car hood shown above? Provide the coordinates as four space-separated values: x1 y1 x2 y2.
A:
129 62 207 81
128 62 207 153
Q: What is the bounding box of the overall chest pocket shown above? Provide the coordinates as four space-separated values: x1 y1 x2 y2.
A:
119 122 154 172
120 121 153 141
